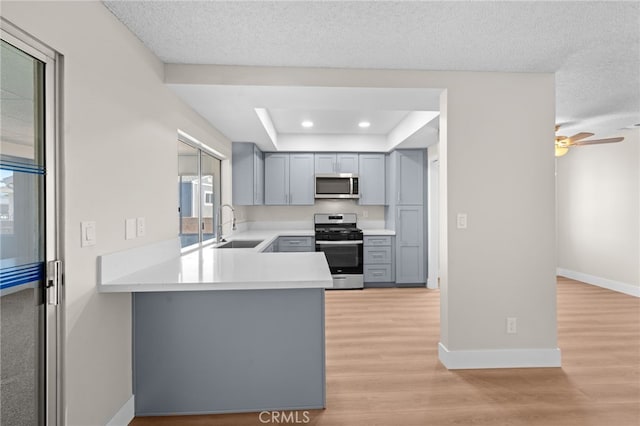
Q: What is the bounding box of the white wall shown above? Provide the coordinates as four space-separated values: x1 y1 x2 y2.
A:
557 128 640 294
440 72 556 354
2 2 231 425
167 64 558 365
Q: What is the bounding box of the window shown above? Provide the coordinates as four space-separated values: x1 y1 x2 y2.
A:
178 140 221 248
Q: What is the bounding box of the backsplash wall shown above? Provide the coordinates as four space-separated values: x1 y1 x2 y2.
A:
235 200 385 228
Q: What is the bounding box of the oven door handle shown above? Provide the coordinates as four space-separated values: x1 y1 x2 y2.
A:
315 240 363 245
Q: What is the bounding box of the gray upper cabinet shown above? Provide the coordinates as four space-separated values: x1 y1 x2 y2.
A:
265 153 314 205
314 154 336 174
336 154 358 174
289 154 315 205
264 153 290 205
232 142 264 205
358 153 385 205
254 145 264 204
396 150 424 205
385 149 424 206
314 153 359 174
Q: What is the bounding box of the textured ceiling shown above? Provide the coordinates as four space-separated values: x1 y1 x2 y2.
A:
104 0 640 140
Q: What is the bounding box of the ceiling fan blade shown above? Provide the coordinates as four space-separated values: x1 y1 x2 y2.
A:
567 132 594 143
573 137 624 146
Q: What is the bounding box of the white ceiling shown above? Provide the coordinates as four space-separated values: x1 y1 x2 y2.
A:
164 84 442 151
268 109 410 135
104 0 640 149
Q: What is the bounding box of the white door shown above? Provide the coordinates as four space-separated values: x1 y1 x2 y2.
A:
1 22 61 425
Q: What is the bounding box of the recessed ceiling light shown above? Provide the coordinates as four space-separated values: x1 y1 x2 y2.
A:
301 120 314 128
358 121 371 128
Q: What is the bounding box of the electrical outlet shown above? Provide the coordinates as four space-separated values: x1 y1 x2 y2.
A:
136 217 146 237
506 317 517 334
362 210 369 218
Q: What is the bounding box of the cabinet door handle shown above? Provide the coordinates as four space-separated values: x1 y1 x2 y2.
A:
397 191 401 203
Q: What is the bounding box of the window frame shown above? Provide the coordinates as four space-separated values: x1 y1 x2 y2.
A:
177 132 224 248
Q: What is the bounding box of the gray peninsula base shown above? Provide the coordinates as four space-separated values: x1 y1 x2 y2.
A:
133 288 326 415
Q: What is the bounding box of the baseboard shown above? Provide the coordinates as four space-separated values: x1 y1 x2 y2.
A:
426 278 438 289
438 342 561 370
106 395 135 426
557 268 640 297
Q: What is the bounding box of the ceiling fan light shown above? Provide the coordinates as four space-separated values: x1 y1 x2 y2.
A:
555 145 569 157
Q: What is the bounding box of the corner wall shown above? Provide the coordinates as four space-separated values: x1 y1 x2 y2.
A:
557 128 640 295
2 2 231 425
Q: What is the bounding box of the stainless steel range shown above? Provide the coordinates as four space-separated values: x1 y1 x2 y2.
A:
314 213 364 289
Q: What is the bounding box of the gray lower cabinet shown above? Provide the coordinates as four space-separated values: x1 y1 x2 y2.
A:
277 236 314 252
265 153 314 205
396 206 425 283
133 289 326 415
363 235 395 286
232 142 264 205
358 153 385 205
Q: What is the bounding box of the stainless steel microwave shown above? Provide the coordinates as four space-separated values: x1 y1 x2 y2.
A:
315 173 360 199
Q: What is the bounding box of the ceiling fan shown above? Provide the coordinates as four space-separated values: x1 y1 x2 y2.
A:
555 125 624 157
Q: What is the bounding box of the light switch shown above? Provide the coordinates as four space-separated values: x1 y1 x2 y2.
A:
81 221 96 247
456 213 468 229
125 218 136 240
136 217 146 237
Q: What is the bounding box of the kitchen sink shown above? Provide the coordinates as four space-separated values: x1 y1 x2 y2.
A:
215 240 263 249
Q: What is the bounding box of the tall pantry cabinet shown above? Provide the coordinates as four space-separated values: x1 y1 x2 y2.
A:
385 150 427 285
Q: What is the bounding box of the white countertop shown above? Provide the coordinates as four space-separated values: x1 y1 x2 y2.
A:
230 228 395 238
98 231 331 293
98 227 395 293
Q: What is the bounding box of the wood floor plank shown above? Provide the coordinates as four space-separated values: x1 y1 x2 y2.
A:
130 278 640 425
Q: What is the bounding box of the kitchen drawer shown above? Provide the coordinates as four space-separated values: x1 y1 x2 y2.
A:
364 236 392 247
364 246 392 264
364 264 392 282
277 236 314 252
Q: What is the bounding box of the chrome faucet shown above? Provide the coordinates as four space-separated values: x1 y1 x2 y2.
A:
216 204 236 243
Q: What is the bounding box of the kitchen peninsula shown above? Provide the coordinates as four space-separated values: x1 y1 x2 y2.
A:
98 237 332 416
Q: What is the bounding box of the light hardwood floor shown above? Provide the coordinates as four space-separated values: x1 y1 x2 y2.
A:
130 277 640 425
